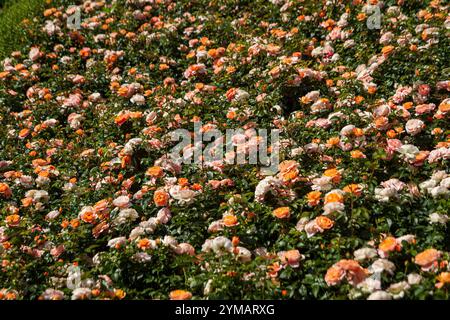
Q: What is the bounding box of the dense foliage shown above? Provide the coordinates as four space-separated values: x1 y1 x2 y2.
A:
0 0 449 300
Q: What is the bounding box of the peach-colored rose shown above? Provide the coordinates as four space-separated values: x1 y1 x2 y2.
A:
325 265 345 286
415 249 441 271
315 216 334 230
279 249 302 268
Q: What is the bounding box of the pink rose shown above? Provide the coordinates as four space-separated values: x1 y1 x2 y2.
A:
415 103 436 115
405 119 425 135
112 195 131 208
29 47 41 61
417 84 431 96
50 245 65 257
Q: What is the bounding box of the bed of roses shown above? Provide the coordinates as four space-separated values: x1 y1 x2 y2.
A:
0 0 449 300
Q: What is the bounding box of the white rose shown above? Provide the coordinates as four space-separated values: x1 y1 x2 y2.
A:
357 277 381 294
397 144 420 160
132 252 152 263
405 119 425 135
304 220 321 238
107 237 127 248
114 208 139 225
169 185 197 204
429 212 449 224
112 195 131 208
204 279 213 295
323 202 345 215
419 179 437 192
162 235 178 248
407 273 422 285
430 186 449 198
369 259 396 275
129 227 145 241
387 281 410 299
71 288 91 300
236 247 252 262
354 248 378 261
130 94 145 105
211 236 232 254
440 177 450 188
367 291 392 300
431 170 448 182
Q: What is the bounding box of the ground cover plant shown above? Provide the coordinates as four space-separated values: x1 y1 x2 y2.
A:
0 0 449 300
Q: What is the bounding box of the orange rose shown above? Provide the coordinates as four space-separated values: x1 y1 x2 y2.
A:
153 190 169 206
272 207 291 219
367 85 377 94
18 128 30 139
436 272 450 289
93 199 109 213
137 238 151 250
315 216 334 230
343 184 362 196
335 259 368 285
355 96 365 104
114 113 129 126
378 236 398 254
280 168 298 182
278 160 299 182
114 289 126 299
2 242 11 251
336 259 362 272
70 219 80 229
129 111 143 119
306 191 321 206
79 47 91 58
438 102 449 113
323 168 341 183
350 150 366 159
226 110 237 119
326 137 340 147
159 63 169 71
223 214 239 227
146 166 164 178
374 116 388 129
80 211 96 224
267 262 282 278
21 197 33 207
381 45 395 56
324 192 344 204
169 290 192 300
325 265 345 286
352 128 364 137
0 183 12 198
4 291 17 300
178 178 189 186
5 214 20 227
415 249 441 270
32 158 49 167
356 13 366 21
431 128 443 135
387 129 397 138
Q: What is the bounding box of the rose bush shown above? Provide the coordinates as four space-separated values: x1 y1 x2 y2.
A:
0 0 449 300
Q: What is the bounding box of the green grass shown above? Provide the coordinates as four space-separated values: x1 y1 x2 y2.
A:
0 0 47 60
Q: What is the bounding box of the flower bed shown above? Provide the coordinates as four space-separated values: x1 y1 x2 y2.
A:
0 0 449 300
